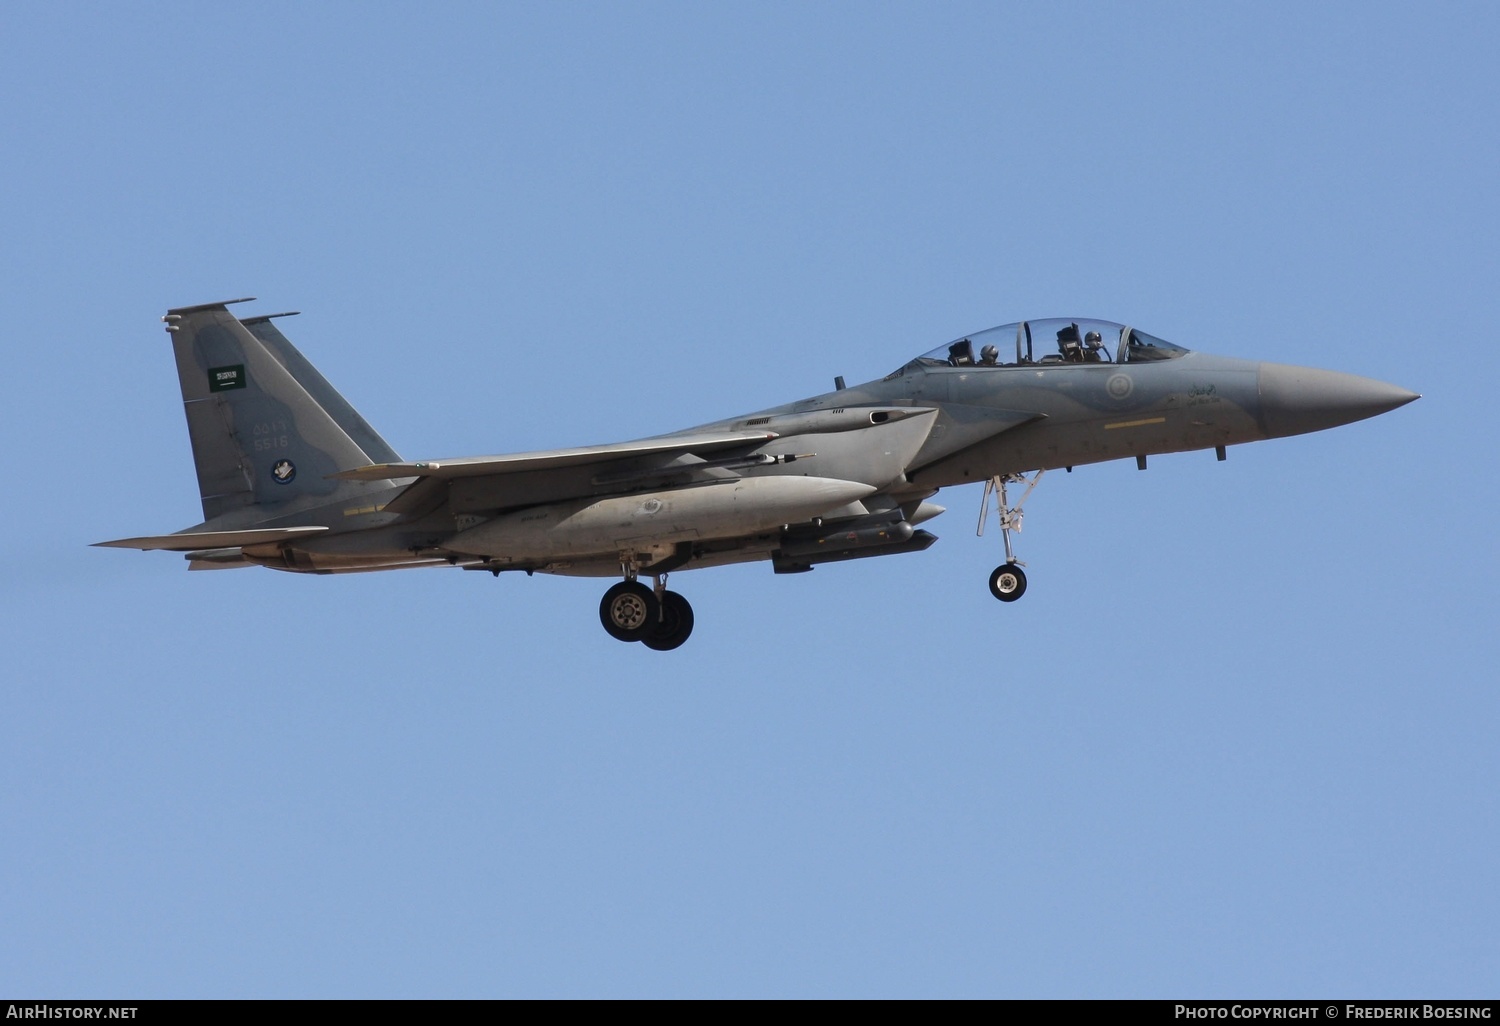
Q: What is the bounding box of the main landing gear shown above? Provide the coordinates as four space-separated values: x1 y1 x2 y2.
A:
599 571 695 650
978 471 1045 603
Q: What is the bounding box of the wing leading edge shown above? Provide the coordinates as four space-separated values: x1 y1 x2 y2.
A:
328 430 779 482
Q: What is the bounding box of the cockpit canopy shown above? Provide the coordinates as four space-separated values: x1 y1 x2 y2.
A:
902 318 1190 373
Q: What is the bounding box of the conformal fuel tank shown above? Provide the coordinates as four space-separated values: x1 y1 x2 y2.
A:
445 475 876 561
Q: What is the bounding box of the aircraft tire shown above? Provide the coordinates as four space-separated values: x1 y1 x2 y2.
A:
642 591 694 651
989 563 1027 602
600 581 659 642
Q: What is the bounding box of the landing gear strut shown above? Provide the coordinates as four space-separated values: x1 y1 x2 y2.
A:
599 569 695 649
978 471 1044 603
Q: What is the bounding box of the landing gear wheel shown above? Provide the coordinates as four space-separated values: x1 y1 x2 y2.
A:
988 563 1027 602
642 591 695 651
600 581 659 642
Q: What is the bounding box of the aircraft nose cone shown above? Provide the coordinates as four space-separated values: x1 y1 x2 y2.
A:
1258 362 1419 438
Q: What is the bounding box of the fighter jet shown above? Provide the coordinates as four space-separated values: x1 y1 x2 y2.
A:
96 299 1418 650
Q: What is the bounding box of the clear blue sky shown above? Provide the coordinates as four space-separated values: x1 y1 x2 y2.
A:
2 1 1495 998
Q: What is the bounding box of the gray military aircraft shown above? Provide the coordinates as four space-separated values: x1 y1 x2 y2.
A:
97 299 1418 649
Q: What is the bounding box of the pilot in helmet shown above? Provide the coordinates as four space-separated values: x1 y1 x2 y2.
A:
979 344 999 366
1083 330 1104 362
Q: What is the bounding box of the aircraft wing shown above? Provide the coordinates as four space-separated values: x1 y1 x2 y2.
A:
92 527 330 551
329 430 778 482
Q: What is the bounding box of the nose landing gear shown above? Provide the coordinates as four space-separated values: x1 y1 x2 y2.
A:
978 471 1044 603
988 562 1027 602
599 569 696 649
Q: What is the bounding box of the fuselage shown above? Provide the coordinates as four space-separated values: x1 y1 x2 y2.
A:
711 350 1413 489
252 320 1415 577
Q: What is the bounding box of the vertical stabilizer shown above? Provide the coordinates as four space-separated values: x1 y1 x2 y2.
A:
242 312 402 466
163 299 397 521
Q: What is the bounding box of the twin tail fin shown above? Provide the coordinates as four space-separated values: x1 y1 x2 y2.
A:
161 298 400 521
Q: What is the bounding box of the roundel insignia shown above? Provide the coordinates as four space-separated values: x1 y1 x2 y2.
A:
640 498 663 515
1106 373 1134 399
271 459 297 484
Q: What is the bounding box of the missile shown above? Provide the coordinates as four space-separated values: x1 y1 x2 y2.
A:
772 529 938 574
778 513 915 559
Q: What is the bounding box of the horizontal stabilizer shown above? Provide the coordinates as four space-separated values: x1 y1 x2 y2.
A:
92 527 329 551
330 430 779 482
